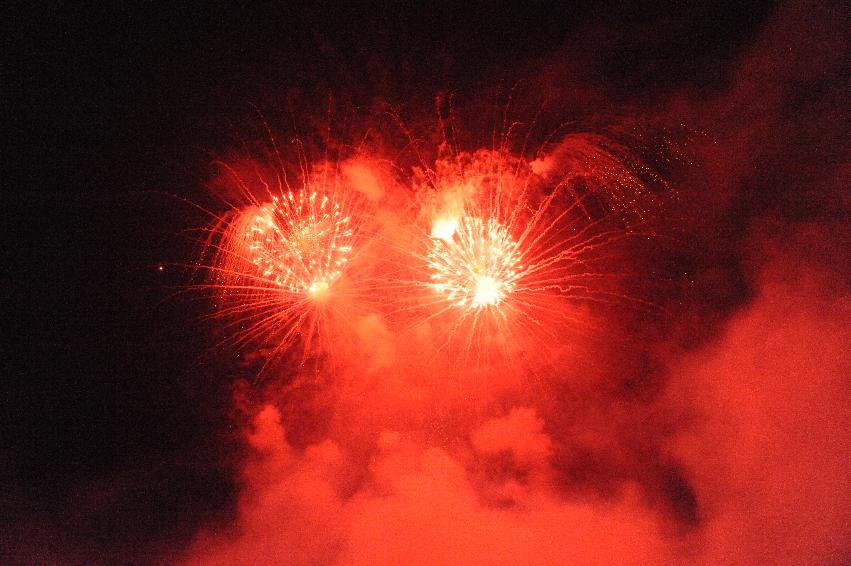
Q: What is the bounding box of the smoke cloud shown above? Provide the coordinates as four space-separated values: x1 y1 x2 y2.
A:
174 2 850 565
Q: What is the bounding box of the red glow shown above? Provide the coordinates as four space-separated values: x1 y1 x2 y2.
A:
195 157 378 364
181 70 850 564
200 142 645 374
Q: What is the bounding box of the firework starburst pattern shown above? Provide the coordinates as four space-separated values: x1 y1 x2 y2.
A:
428 216 521 309
247 190 354 298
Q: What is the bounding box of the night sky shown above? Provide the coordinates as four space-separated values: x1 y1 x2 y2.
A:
3 2 849 565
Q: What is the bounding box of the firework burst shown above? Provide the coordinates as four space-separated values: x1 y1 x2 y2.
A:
245 190 354 298
197 158 375 368
428 215 521 309
190 103 670 376
396 147 642 369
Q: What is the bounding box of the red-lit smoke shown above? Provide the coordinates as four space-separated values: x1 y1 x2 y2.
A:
178 3 850 565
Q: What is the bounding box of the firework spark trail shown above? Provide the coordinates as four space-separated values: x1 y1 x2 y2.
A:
428 215 522 309
385 145 656 370
245 190 354 296
532 131 670 223
193 155 380 367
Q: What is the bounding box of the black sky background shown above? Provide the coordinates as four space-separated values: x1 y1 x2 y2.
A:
2 2 806 563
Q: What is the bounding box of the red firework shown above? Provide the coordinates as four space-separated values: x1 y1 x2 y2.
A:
386 147 643 370
197 156 376 366
192 106 668 375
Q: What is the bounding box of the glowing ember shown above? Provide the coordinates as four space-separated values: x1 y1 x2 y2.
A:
430 217 459 242
308 279 330 298
474 275 500 306
428 216 521 309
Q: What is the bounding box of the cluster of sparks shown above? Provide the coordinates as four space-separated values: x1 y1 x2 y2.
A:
428 216 521 309
375 145 642 367
247 190 353 299
200 181 369 363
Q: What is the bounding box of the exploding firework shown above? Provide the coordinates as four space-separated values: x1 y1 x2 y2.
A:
192 104 669 375
245 190 354 298
197 157 375 367
395 147 644 369
428 216 521 309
